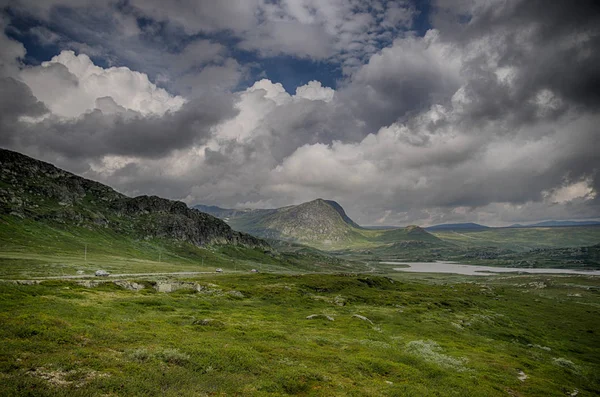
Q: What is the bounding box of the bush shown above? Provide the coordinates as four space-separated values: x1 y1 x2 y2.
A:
405 340 467 372
128 348 151 362
158 348 190 365
553 357 579 372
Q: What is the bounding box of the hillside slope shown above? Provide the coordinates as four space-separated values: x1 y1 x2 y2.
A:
0 149 266 248
227 199 363 247
426 223 490 231
195 199 444 250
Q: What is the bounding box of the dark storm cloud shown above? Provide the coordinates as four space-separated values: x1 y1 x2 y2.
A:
433 0 600 124
337 31 462 132
0 77 48 123
0 83 237 159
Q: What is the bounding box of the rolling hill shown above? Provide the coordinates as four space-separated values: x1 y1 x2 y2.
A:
194 199 445 251
511 220 600 228
426 222 490 231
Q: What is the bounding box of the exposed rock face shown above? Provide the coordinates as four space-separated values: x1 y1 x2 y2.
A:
110 195 265 247
0 148 267 249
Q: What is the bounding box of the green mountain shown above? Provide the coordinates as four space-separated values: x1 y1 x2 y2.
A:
524 220 600 228
231 199 364 247
194 199 444 251
0 148 266 249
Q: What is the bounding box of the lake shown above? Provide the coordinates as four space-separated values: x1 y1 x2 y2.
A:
380 261 600 276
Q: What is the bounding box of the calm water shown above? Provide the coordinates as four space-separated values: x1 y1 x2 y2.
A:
381 261 600 276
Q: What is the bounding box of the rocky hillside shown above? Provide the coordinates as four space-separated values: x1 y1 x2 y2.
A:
249 199 362 245
0 149 266 248
197 199 365 247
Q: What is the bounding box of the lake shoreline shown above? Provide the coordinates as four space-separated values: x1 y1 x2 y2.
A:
381 261 600 276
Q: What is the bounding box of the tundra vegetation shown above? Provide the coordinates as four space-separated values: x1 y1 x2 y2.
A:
1 272 599 396
1 149 600 395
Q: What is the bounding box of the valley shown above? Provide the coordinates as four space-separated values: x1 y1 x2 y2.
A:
195 200 600 270
1 149 599 396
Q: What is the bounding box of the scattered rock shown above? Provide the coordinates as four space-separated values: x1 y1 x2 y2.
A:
76 280 102 288
14 280 42 285
192 318 225 328
154 281 200 293
528 282 547 289
334 295 346 306
193 319 215 326
113 280 145 291
306 314 334 321
517 370 528 382
352 314 373 325
227 290 245 298
527 343 551 351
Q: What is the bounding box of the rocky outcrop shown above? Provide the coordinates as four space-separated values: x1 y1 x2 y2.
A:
110 195 266 247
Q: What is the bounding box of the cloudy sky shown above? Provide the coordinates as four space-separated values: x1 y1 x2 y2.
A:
1 0 599 226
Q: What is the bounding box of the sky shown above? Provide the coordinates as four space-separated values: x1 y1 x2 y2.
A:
0 0 599 227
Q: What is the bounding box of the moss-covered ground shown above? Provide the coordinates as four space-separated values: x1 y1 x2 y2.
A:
0 272 598 396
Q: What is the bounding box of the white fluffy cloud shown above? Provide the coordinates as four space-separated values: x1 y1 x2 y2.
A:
295 81 335 102
19 51 185 118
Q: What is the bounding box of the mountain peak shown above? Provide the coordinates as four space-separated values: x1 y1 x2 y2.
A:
405 225 426 233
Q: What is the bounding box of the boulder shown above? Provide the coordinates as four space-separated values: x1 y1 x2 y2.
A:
306 314 334 321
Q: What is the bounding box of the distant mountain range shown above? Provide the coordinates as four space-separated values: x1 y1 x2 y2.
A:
195 199 600 250
194 200 442 250
425 223 490 231
425 221 600 231
508 220 600 228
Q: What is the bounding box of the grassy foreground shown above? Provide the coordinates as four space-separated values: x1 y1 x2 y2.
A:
0 273 598 396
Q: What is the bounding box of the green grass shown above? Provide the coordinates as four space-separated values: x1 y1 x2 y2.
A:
0 215 367 279
432 227 600 252
0 273 598 396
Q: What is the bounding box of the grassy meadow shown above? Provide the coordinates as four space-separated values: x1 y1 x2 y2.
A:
1 273 599 396
1 213 600 395
430 227 600 252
